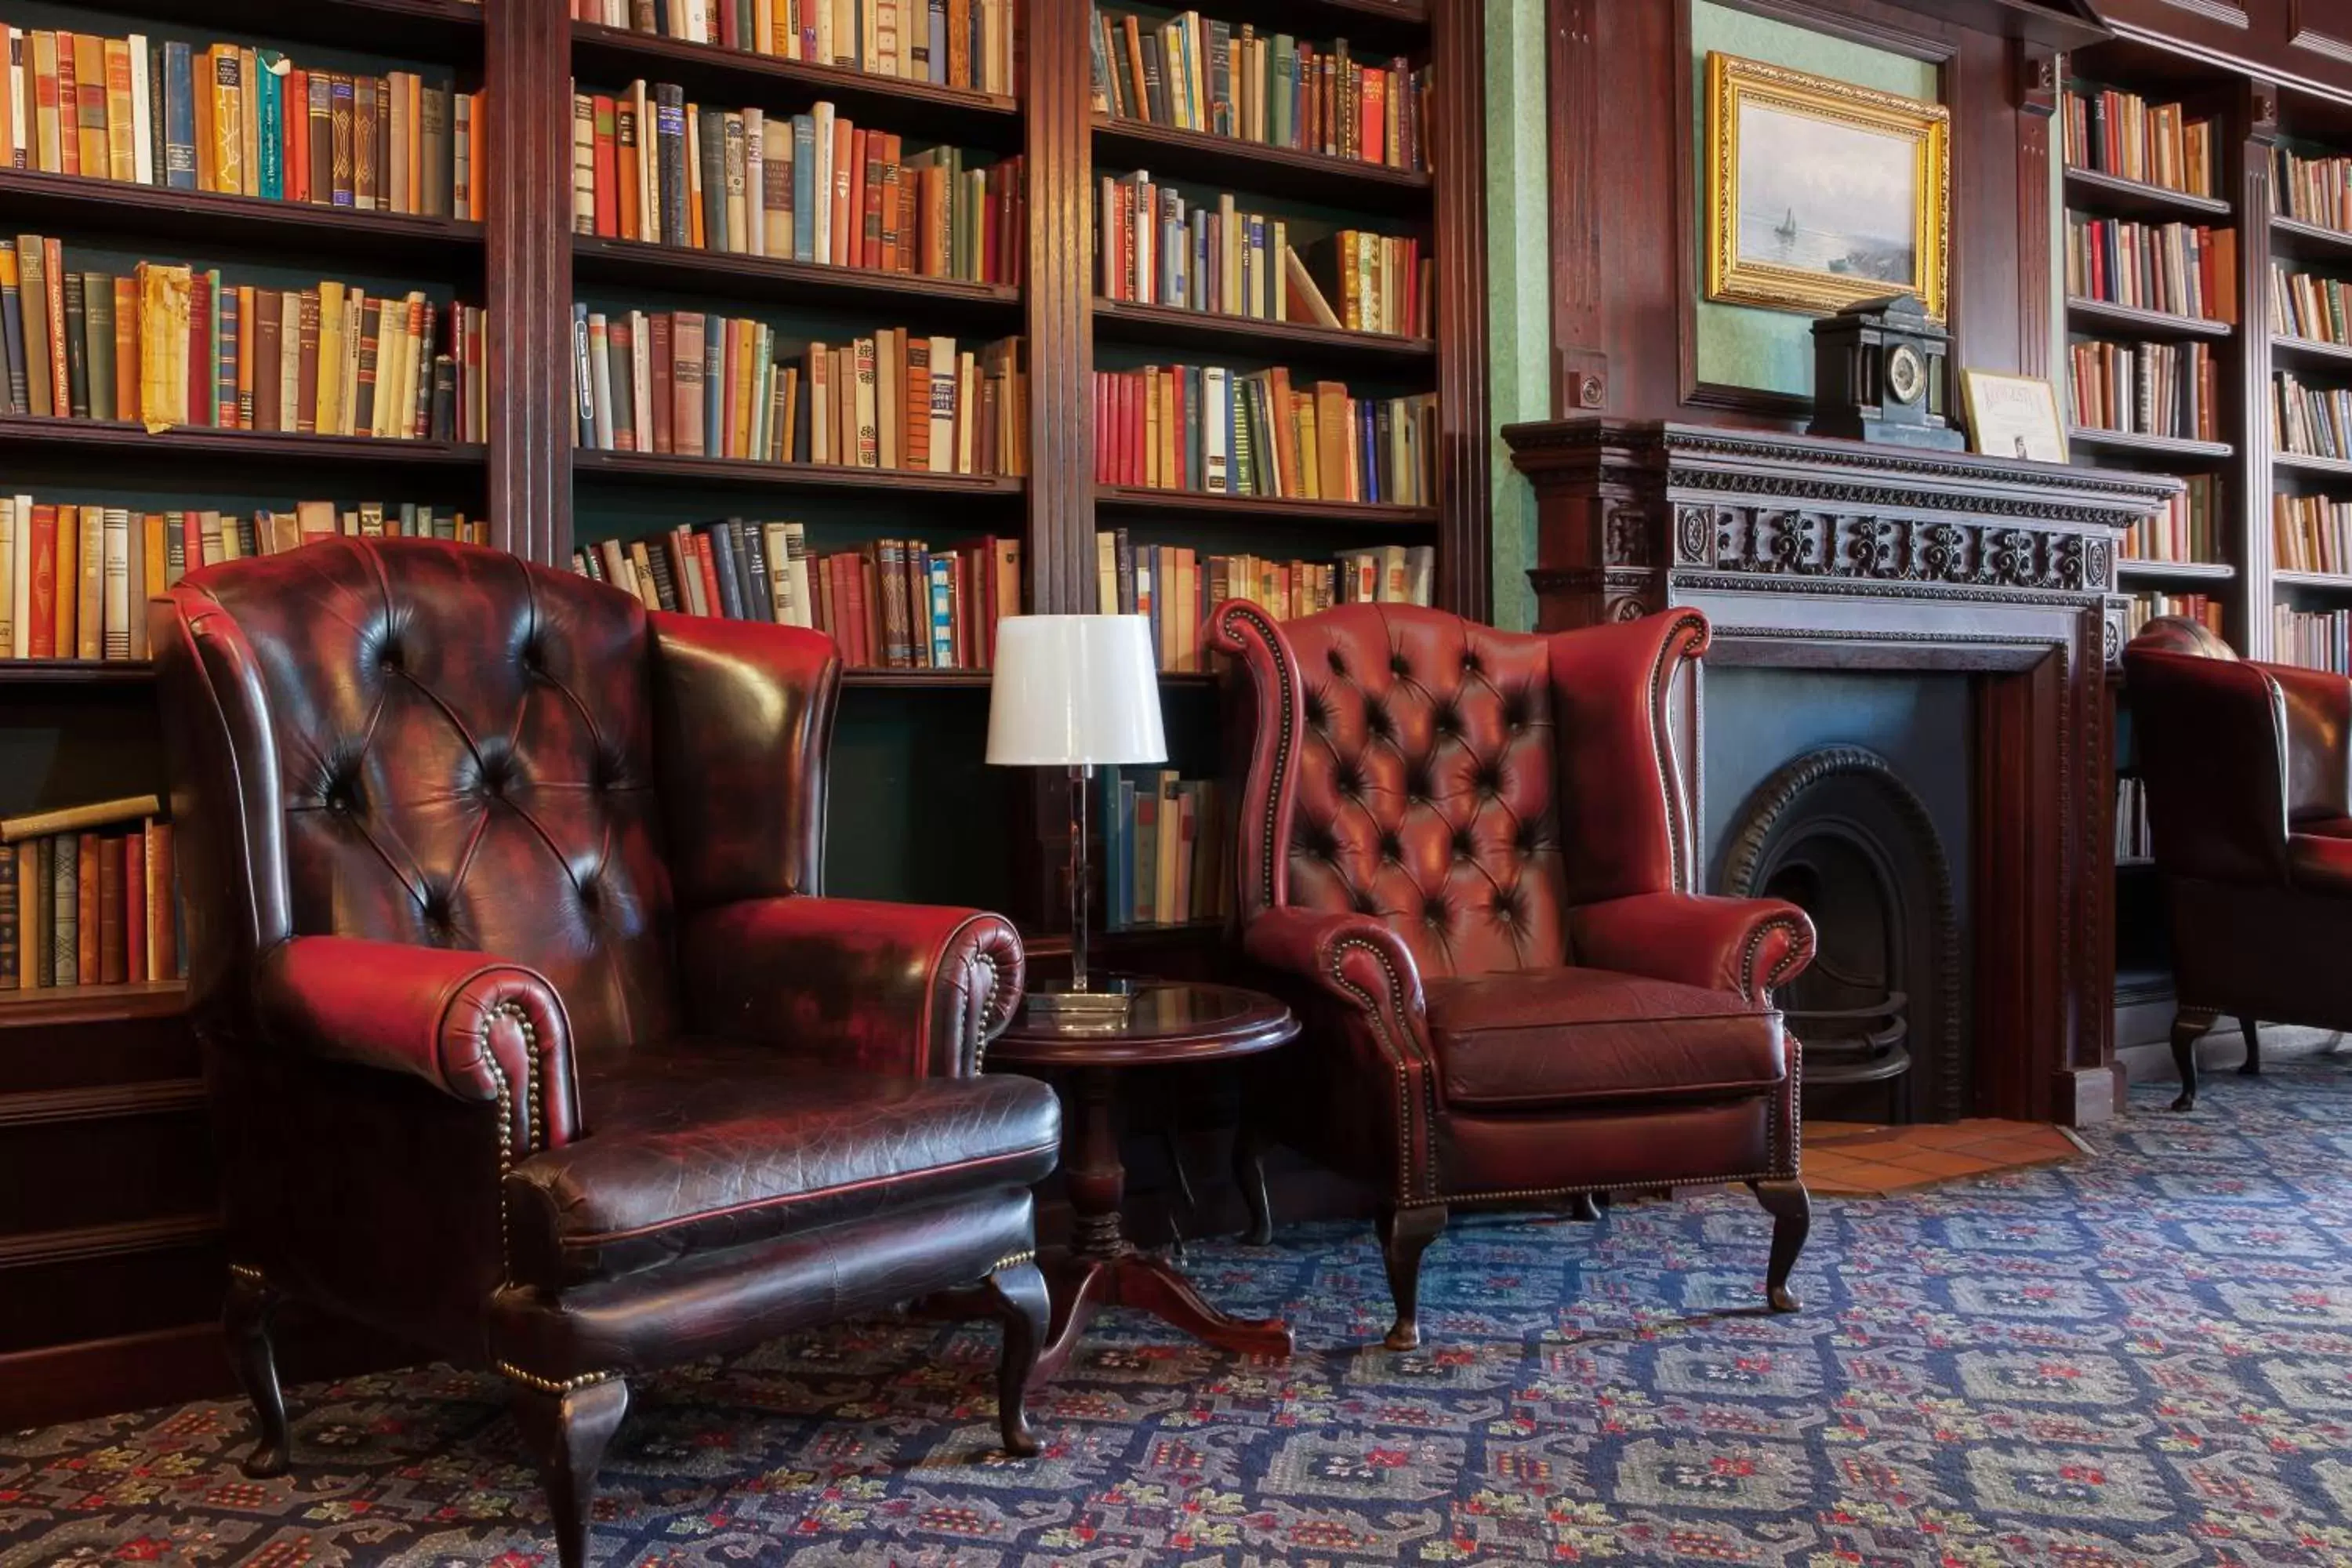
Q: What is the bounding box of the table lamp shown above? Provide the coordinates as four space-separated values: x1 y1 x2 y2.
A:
986 614 1167 1022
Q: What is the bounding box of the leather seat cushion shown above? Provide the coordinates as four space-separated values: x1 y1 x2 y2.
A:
1425 967 1784 1111
2288 830 2352 896
506 1039 1060 1285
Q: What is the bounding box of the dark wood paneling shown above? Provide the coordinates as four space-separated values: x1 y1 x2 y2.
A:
1029 0 1093 616
2100 0 2352 98
1430 0 1494 620
487 0 572 561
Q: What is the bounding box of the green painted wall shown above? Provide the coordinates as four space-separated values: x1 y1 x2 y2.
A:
1483 0 1550 633
1687 2 1938 398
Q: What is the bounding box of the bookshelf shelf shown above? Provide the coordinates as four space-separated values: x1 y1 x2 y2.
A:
574 449 1026 497
2275 451 2352 481
573 235 1022 318
119 0 483 59
2273 569 2352 592
2273 335 2352 370
2270 216 2352 263
0 662 157 688
0 169 485 271
1094 485 1439 527
2117 557 2236 583
842 669 994 689
1091 119 1432 207
0 420 487 477
2067 426 2234 460
0 982 188 1031
570 23 1021 144
1092 299 1436 368
2061 166 2233 222
2064 297 2234 338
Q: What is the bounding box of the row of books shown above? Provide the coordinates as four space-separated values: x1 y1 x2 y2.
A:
2114 776 2151 863
2066 338 2219 441
2273 370 2352 461
0 796 181 992
570 87 1022 284
1091 365 1435 506
2122 474 2219 566
1091 7 1426 173
1093 530 1434 672
1094 172 1424 336
572 0 1019 97
1099 768 1228 931
2274 493 2352 579
572 310 1027 474
0 498 484 662
0 26 484 220
0 241 481 441
2127 590 2221 640
2270 263 2352 347
2276 606 2351 673
2064 216 2237 323
575 524 1021 670
2274 146 2352 238
2060 85 2217 198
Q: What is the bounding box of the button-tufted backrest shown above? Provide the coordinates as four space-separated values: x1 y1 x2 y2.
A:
154 539 677 1059
1213 601 1567 980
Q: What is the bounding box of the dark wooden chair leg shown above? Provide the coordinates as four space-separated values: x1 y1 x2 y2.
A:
1375 1202 1448 1351
982 1258 1050 1457
2171 1007 2219 1111
1563 1192 1603 1221
1234 1126 1276 1246
510 1375 630 1568
223 1269 291 1479
1749 1180 1810 1313
2238 1014 2262 1077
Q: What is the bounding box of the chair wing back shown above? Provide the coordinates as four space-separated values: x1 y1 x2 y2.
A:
2124 639 2291 887
1213 601 1568 980
151 538 679 1058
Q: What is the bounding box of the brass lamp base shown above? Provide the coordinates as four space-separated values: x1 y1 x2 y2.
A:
1025 976 1135 1027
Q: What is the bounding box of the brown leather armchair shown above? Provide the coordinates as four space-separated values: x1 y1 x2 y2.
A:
151 538 1057 1568
1210 601 1817 1349
2124 615 2352 1110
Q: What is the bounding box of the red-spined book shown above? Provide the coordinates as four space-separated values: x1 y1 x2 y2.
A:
592 95 617 238
146 821 173 981
693 532 723 621
121 824 143 985
648 312 673 454
186 270 211 430
75 832 98 985
25 505 56 659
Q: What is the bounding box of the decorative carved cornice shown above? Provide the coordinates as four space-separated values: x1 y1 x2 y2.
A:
1699 508 2111 593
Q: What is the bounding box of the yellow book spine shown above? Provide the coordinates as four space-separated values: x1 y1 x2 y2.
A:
210 45 244 197
136 261 191 431
314 279 345 435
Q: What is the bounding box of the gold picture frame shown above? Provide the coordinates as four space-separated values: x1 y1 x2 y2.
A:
1704 51 1951 319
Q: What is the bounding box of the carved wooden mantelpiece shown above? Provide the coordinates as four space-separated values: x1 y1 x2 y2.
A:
1503 419 2179 1127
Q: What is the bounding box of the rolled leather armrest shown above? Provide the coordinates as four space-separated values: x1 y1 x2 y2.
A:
2125 647 2292 885
1566 891 1815 1009
681 896 1024 1077
2267 661 2352 823
251 935 579 1155
1242 904 1432 1066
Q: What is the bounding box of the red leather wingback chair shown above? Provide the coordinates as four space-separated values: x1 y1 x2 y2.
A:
2124 615 2352 1110
151 539 1058 1568
1210 601 1817 1349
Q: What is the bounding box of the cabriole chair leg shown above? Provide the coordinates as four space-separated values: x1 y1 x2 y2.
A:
1749 1179 1810 1313
223 1269 290 1479
510 1375 630 1568
1375 1202 1448 1351
984 1258 1050 1457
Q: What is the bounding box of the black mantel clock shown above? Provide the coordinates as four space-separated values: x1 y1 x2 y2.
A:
1808 292 1965 451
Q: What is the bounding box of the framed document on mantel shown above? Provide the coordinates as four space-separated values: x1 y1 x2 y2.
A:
1961 370 2069 463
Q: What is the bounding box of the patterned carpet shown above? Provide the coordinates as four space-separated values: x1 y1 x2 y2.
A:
8 1061 2352 1566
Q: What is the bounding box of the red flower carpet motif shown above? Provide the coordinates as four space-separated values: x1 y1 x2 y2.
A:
6 1061 2352 1565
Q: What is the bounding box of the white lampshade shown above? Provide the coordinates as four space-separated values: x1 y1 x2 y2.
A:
985 615 1168 767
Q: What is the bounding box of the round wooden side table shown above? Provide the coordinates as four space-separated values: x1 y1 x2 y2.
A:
989 980 1299 1387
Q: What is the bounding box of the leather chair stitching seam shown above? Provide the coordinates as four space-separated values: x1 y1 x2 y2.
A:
495 1359 618 1395
1223 602 1295 911
477 1000 540 1283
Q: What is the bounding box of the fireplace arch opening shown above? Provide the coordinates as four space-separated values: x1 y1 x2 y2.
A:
1720 745 1965 1123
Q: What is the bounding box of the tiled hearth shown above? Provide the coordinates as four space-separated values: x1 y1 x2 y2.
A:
1802 1119 2085 1196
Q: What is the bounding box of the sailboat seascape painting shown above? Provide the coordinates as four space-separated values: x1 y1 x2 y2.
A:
1706 52 1950 318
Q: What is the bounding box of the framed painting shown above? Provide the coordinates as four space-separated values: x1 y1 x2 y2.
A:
1704 50 1951 319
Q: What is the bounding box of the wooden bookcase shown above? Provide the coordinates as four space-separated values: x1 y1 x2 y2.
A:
0 0 1489 1422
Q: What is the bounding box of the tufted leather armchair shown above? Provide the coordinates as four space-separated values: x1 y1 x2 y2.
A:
151 538 1058 1568
1210 601 1817 1348
2124 615 2352 1110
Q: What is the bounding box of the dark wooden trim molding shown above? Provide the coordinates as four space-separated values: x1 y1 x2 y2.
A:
1029 0 1091 615
1549 0 1607 417
2017 43 2060 380
1429 0 1493 620
2288 0 2352 65
486 0 572 561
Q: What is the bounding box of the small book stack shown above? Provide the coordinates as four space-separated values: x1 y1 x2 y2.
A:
1096 171 1425 335
2126 591 2222 639
575 0 1021 96
2274 146 2352 234
0 238 483 441
1093 363 1434 505
2274 371 2352 460
2274 494 2352 576
2275 605 2351 673
0 794 180 993
1094 528 1432 670
574 312 1026 475
2064 216 2236 320
2061 85 2216 196
2122 475 2219 564
1098 768 1227 931
0 498 485 662
0 25 484 219
2067 339 2218 440
572 87 1022 282
2270 263 2352 345
577 523 1022 670
1091 5 1428 172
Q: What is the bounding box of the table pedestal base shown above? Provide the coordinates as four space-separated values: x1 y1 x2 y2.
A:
1029 1246 1294 1389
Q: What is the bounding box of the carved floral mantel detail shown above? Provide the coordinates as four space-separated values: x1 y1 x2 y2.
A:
1692 507 2110 593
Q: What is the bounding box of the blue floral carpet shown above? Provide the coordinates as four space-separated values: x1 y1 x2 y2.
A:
8 1062 2352 1566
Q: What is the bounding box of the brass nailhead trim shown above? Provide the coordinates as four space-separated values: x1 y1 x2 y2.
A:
990 1250 1036 1273
228 1262 267 1286
495 1359 618 1395
478 1000 541 1286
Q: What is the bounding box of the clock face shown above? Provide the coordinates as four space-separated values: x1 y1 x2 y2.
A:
1886 343 1926 406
